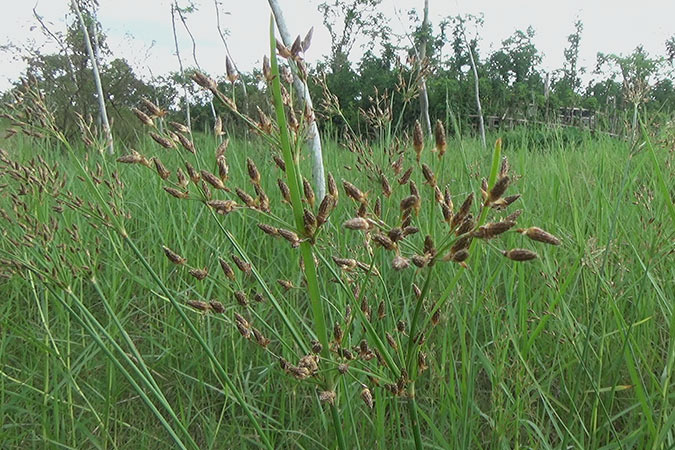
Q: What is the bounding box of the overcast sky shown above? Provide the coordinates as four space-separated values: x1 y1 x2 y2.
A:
0 0 673 91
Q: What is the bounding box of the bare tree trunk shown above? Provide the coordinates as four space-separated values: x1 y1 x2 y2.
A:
171 3 191 129
418 0 432 137
268 0 326 201
631 102 638 141
72 0 113 154
214 0 249 114
175 4 217 126
463 28 486 148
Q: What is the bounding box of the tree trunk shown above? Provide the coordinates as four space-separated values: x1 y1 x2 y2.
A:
418 0 432 137
171 3 191 130
214 0 249 114
631 102 638 141
268 0 326 202
72 0 113 154
463 29 486 148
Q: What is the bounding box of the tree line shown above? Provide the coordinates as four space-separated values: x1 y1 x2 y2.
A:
2 0 674 145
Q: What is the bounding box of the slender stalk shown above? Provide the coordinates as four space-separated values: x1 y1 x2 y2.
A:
407 383 423 450
269 15 346 450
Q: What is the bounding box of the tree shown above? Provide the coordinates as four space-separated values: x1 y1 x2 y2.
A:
597 46 660 138
562 19 584 94
317 0 388 73
72 0 113 154
452 14 486 147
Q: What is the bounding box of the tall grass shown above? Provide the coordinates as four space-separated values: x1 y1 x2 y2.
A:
1 53 674 450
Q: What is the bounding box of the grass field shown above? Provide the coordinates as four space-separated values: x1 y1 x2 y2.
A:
1 117 673 449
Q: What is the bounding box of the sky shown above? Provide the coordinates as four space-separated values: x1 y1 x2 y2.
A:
0 0 673 91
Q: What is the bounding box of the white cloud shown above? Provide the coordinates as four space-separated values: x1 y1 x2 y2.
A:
1 0 672 90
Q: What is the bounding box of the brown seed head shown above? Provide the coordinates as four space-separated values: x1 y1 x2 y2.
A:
503 248 538 261
162 246 186 265
278 229 300 247
422 163 436 187
257 223 279 237
163 186 188 199
234 290 248 307
132 108 153 127
152 158 170 180
434 119 447 156
189 267 208 280
413 120 424 162
231 254 251 274
141 98 164 117
277 279 294 291
488 175 510 204
373 233 396 250
150 132 176 149
317 194 335 226
185 161 200 184
201 170 226 190
219 258 236 280
207 200 238 215
361 385 374 409
169 121 190 134
303 178 315 208
225 56 238 83
319 390 336 405
398 167 413 185
246 158 261 185
343 180 366 203
262 55 273 82
334 322 344 343
209 300 225 314
386 332 398 350
187 300 210 312
343 217 371 231
327 173 339 201
520 227 561 246
235 187 257 208
473 220 516 239
191 72 217 91
252 327 270 347
272 155 286 171
277 179 291 203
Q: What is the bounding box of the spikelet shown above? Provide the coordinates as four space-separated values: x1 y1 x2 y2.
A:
149 132 176 149
502 248 538 261
225 56 238 83
201 170 226 190
343 217 371 231
219 258 236 280
214 116 224 137
132 108 153 127
163 246 186 265
207 200 237 215
189 267 208 280
187 300 210 312
413 120 424 162
303 178 315 208
518 227 561 245
434 119 446 157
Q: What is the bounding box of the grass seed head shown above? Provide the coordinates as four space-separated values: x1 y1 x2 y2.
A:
327 172 339 200
303 178 315 208
413 120 424 162
187 300 210 312
520 227 561 245
234 290 249 307
343 217 371 231
163 186 188 199
503 248 538 261
277 179 291 203
231 254 251 274
319 390 336 405
163 246 186 265
206 300 224 314
152 158 170 180
361 385 374 409
434 119 447 156
201 170 226 190
207 200 237 215
189 267 208 280
488 175 510 204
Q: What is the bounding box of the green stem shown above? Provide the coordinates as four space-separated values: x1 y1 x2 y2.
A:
407 383 423 450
